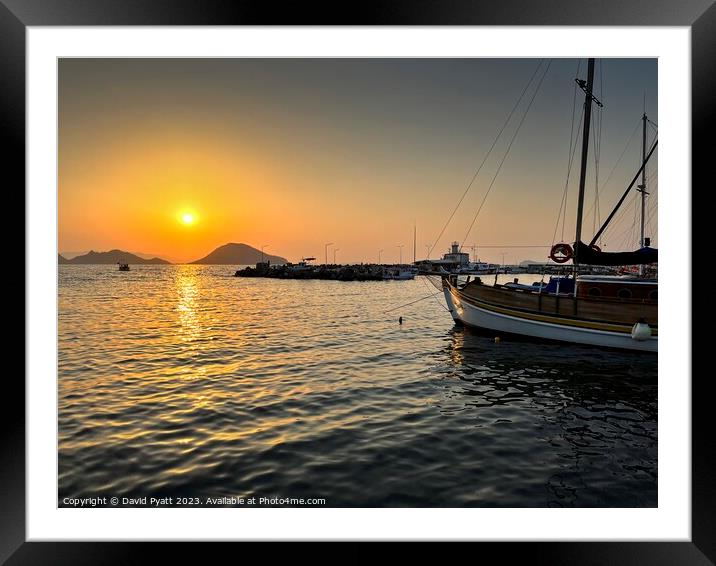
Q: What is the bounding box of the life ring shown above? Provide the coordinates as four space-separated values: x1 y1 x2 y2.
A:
549 243 573 263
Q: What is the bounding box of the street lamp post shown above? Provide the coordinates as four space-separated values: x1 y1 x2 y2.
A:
261 244 269 263
397 244 404 265
378 249 383 264
324 242 333 266
333 248 339 265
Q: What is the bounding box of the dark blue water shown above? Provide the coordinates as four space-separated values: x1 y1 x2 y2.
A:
58 266 657 507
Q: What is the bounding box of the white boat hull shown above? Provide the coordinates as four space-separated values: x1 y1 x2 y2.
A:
443 284 657 352
383 270 415 280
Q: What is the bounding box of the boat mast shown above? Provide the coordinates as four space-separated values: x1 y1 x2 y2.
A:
637 107 648 275
573 58 598 269
413 220 416 264
590 140 657 246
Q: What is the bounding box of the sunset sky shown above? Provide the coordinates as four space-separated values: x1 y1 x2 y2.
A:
59 58 657 264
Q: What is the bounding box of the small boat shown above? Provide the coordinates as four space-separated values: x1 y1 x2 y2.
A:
383 268 415 280
117 262 130 271
288 257 316 273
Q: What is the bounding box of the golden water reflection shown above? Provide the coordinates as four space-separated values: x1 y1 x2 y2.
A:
175 266 202 344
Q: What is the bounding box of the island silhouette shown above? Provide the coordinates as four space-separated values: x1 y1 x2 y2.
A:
58 243 288 265
59 250 171 265
190 243 287 265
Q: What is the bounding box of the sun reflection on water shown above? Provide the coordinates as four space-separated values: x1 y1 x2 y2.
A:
175 266 202 343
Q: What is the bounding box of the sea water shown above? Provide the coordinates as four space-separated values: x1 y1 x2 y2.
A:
58 265 657 507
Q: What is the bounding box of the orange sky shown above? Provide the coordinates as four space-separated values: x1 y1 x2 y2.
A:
59 58 657 264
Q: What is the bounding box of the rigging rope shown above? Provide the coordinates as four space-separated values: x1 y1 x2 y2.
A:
632 185 639 247
425 274 444 291
592 60 604 240
646 182 658 236
604 192 639 251
419 275 451 312
426 60 546 260
591 106 601 236
460 59 553 250
551 60 583 248
603 148 658 249
604 171 653 248
604 192 638 243
583 117 641 226
556 110 584 245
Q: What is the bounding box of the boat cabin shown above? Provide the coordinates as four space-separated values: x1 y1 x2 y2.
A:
576 275 657 302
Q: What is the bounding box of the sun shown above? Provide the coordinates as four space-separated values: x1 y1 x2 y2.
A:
181 212 195 226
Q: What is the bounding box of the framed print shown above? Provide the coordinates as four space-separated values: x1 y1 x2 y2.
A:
6 0 712 562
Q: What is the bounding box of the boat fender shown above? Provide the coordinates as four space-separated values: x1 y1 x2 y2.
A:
549 243 573 264
631 319 652 341
494 336 501 344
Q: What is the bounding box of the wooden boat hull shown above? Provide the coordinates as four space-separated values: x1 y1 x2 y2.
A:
442 279 657 352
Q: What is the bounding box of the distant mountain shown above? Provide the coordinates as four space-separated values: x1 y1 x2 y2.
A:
131 251 184 264
59 251 88 260
66 250 171 265
58 254 70 264
190 243 288 265
60 250 180 262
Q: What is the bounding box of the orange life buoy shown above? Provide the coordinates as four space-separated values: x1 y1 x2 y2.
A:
549 243 573 263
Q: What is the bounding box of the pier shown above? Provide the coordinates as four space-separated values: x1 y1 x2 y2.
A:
235 263 394 281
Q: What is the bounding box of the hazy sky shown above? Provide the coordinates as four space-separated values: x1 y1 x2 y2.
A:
59 58 657 264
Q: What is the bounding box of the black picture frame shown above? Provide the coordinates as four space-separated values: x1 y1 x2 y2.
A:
6 0 711 562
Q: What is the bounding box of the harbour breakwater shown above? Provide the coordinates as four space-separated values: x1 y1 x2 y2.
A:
235 264 393 281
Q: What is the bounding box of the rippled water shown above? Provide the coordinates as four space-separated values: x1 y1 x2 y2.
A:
58 265 657 507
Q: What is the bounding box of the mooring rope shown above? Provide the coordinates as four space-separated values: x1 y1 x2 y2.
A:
383 290 445 314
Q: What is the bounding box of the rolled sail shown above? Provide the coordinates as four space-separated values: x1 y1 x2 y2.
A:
575 241 658 266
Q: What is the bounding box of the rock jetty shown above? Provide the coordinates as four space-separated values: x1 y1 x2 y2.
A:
235 263 385 281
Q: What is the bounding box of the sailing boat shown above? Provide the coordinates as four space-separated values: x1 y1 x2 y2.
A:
440 59 657 352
